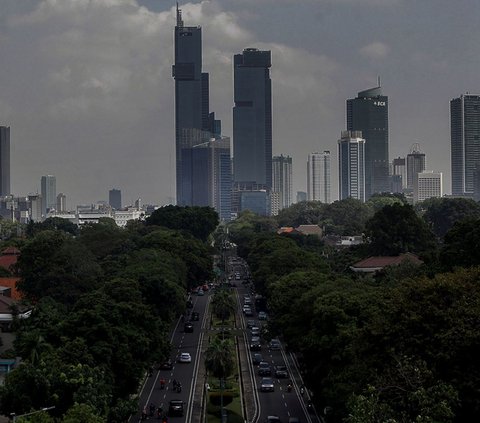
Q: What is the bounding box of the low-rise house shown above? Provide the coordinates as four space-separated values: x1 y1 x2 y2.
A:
350 253 423 274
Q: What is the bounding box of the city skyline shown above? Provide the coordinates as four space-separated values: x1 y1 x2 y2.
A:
0 1 478 206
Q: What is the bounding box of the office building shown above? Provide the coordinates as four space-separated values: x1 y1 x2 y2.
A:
451 94 480 196
0 126 10 196
347 84 389 198
406 143 426 190
233 48 272 190
56 193 67 213
109 189 122 210
392 157 406 189
272 155 293 210
173 5 220 206
181 137 232 220
307 152 331 203
338 131 366 202
239 190 270 216
41 175 56 215
296 191 307 203
414 171 443 203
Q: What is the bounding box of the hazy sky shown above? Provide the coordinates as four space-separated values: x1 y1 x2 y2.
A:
1 0 479 207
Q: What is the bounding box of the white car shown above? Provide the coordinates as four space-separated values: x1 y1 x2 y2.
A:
178 352 192 363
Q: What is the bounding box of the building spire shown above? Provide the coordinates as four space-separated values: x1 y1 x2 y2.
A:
176 2 183 28
377 75 381 88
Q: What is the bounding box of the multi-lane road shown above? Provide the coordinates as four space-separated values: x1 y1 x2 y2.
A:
131 256 321 423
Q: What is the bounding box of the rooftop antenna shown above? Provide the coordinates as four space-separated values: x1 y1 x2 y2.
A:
377 75 381 88
176 2 183 28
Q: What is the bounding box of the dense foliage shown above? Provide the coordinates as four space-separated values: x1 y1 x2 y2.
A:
0 207 217 421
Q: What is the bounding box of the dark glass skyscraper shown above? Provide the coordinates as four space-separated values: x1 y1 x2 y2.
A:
347 85 389 198
173 5 218 206
451 94 480 196
233 48 272 189
0 126 10 197
109 188 122 210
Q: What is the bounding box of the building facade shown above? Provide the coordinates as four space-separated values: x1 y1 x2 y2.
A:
109 189 122 210
56 193 67 213
40 175 56 216
414 170 443 203
272 155 293 210
0 126 10 197
451 94 480 196
406 143 426 190
338 131 366 202
347 85 389 198
233 48 272 189
307 151 331 203
392 157 407 189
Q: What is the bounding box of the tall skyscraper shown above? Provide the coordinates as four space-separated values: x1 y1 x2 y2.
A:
272 155 293 210
451 94 480 196
347 84 389 198
406 143 426 190
173 5 219 206
0 126 11 196
338 131 366 202
414 170 443 203
233 48 272 190
392 157 407 189
109 188 122 210
307 152 331 203
41 175 56 215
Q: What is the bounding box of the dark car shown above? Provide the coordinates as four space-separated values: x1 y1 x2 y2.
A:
190 311 199 321
184 322 194 333
267 417 280 423
159 359 173 370
252 353 263 365
258 361 272 376
269 339 281 350
250 338 261 351
168 399 184 416
274 365 288 378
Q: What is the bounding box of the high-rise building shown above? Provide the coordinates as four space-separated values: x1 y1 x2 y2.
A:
307 152 331 203
392 157 406 189
233 48 272 190
347 84 389 198
173 5 219 206
40 175 56 216
414 170 443 203
56 193 67 213
406 143 426 190
109 189 122 210
338 131 366 202
181 137 232 220
0 126 11 196
451 94 480 196
272 155 293 210
296 191 307 203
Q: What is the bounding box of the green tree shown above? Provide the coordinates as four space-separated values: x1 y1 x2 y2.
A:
276 201 326 227
440 218 480 270
321 198 374 235
364 203 436 256
420 197 480 239
204 336 235 379
62 403 104 423
146 205 219 242
211 289 235 322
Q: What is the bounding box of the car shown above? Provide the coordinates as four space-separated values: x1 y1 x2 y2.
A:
260 377 275 392
252 353 263 365
258 311 268 320
202 284 209 291
246 320 257 329
159 359 173 370
243 304 251 312
274 365 288 378
197 289 205 296
288 418 300 423
250 339 261 351
258 361 272 376
244 308 254 317
190 311 199 321
266 417 280 423
178 352 191 363
250 326 261 336
168 399 184 416
269 339 281 350
186 298 193 308
184 322 194 333
244 297 252 305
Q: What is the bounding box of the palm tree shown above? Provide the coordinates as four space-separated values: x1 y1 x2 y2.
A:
204 336 234 379
211 289 235 324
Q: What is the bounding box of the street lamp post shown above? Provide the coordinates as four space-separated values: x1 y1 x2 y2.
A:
10 406 55 422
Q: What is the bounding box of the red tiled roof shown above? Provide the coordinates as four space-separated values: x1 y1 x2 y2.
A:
277 227 296 234
352 253 423 270
0 247 20 273
0 278 22 300
1 247 20 256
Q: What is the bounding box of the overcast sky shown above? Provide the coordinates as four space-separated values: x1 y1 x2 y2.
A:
1 0 479 207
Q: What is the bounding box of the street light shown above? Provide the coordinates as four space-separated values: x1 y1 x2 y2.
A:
10 406 55 422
